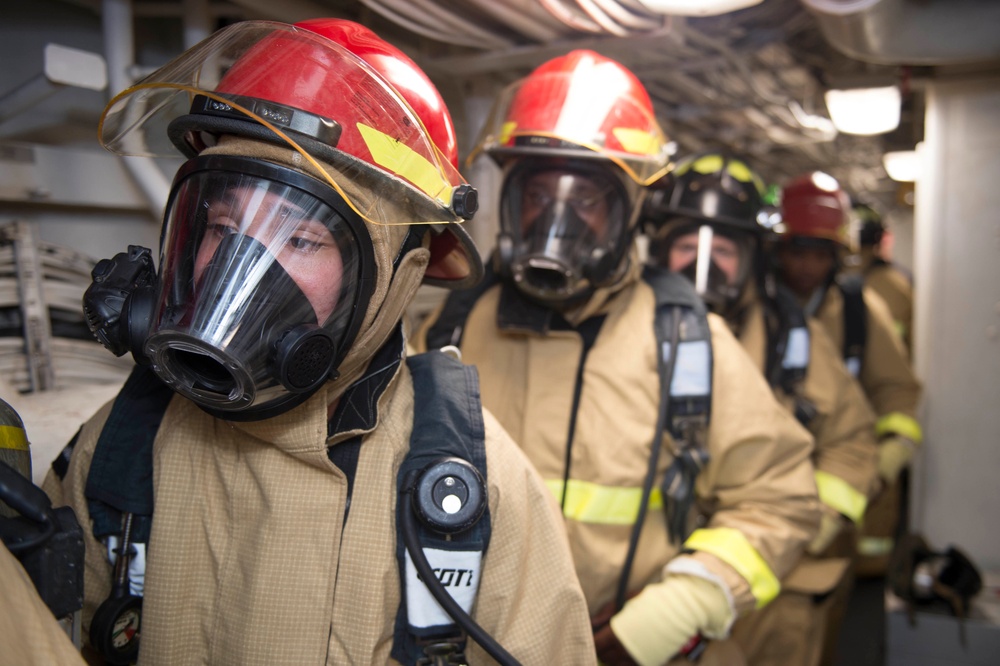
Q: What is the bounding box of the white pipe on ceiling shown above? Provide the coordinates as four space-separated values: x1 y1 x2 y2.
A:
590 0 663 30
102 0 170 218
575 0 631 36
539 0 603 33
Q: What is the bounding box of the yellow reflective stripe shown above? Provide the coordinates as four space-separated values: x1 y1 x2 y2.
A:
685 154 722 175
0 425 28 451
814 470 867 524
356 122 452 204
544 479 662 525
894 320 908 339
675 154 763 193
724 160 754 184
875 412 923 443
858 536 894 557
499 121 517 145
684 528 780 608
611 127 660 156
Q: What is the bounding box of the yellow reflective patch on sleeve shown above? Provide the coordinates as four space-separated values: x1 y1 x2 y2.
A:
0 425 29 451
858 536 894 557
611 127 661 156
544 479 662 525
684 527 781 608
815 470 868 524
875 412 922 443
356 123 451 204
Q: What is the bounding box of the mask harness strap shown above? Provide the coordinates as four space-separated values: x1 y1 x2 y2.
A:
615 267 713 612
770 286 816 427
836 275 867 378
81 363 173 664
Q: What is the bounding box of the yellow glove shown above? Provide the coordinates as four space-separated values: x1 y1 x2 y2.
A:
609 574 732 666
878 435 915 483
807 508 845 556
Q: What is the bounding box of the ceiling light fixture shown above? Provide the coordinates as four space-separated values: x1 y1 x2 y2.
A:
883 148 920 182
636 0 763 16
824 85 901 136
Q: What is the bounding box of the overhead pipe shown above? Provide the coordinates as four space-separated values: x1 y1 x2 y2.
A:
467 0 576 42
539 0 604 33
102 0 170 218
360 0 514 49
423 24 678 77
384 0 518 48
575 0 632 36
590 0 664 30
801 0 1000 65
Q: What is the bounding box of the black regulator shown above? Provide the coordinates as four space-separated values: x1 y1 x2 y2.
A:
83 245 157 363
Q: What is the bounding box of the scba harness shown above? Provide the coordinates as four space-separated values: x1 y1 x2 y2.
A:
59 349 504 666
767 285 816 428
426 266 715 612
836 275 867 378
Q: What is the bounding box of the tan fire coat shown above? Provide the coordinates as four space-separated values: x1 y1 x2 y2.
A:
814 286 922 444
736 302 879 523
864 261 914 352
416 280 821 620
728 301 879 666
43 361 596 665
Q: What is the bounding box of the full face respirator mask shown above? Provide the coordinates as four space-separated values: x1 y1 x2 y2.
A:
495 160 632 308
84 155 374 421
652 221 756 317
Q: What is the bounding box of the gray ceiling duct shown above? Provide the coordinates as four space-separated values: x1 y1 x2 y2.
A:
801 0 1000 65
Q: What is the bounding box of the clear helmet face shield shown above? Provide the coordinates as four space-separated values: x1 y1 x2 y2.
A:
145 155 373 420
97 20 482 289
652 221 756 315
498 161 631 306
98 21 471 228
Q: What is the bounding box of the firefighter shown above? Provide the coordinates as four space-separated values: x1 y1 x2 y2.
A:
643 153 880 666
415 52 821 665
776 172 923 576
40 19 595 665
849 202 914 353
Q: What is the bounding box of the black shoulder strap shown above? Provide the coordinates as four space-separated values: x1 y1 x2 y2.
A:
423 260 499 350
769 286 817 427
392 351 490 665
837 275 867 378
643 267 713 539
85 364 173 543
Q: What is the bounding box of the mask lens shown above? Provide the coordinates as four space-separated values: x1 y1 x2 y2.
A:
147 160 364 414
500 162 628 302
656 222 754 314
